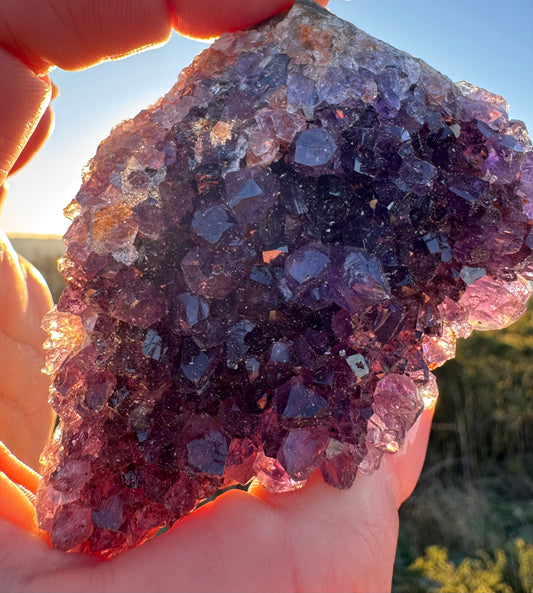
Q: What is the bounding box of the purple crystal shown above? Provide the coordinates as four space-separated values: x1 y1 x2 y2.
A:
187 430 228 476
286 245 330 283
38 0 532 557
294 128 337 167
177 292 209 327
278 429 329 481
333 249 390 313
180 341 212 383
191 205 234 243
92 496 124 531
280 382 327 419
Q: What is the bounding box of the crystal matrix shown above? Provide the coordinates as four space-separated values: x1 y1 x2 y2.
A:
38 0 533 556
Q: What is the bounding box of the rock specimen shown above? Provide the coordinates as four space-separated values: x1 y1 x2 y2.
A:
37 0 533 557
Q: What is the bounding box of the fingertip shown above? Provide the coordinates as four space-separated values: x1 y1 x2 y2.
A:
0 441 41 495
9 103 55 176
170 0 294 39
18 254 54 320
0 470 40 536
0 48 51 186
0 230 53 350
0 226 27 309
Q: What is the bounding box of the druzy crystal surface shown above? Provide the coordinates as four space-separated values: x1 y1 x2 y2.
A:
38 0 533 556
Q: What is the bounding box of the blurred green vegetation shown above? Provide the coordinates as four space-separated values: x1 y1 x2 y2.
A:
405 540 533 593
394 301 533 592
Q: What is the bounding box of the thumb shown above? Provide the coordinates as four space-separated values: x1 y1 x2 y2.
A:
385 407 435 508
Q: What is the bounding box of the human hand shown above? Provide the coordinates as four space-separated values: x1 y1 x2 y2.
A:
0 406 432 592
0 2 434 591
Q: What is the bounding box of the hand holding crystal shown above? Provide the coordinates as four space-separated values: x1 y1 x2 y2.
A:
0 1 434 592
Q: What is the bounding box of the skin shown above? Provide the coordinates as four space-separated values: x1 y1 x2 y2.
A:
0 2 434 591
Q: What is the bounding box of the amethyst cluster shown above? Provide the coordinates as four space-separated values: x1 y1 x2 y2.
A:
38 0 533 556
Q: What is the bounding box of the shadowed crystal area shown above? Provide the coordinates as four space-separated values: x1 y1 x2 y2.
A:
38 0 533 557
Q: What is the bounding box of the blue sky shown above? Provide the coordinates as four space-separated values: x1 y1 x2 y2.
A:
3 0 533 236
